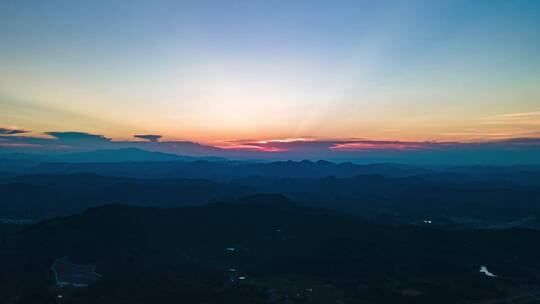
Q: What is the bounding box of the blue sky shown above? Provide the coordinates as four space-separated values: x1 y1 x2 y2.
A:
0 0 539 162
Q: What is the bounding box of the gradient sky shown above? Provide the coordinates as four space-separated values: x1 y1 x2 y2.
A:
1 0 540 147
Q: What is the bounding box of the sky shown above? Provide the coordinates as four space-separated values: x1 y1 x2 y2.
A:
1 0 539 162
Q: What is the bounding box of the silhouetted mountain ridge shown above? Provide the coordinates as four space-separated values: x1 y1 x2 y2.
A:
2 172 539 226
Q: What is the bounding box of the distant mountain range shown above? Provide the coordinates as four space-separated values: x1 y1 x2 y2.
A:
1 148 539 226
0 147 226 163
2 148 539 185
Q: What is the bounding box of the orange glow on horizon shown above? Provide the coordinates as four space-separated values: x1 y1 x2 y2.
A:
216 144 286 152
330 142 429 151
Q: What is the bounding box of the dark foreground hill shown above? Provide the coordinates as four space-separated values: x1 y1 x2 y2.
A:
1 195 539 304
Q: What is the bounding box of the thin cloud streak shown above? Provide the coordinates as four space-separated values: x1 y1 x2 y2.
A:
134 135 162 142
0 128 30 135
480 111 540 126
496 111 540 118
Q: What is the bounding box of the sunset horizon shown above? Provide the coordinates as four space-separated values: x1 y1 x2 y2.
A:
3 2 540 303
2 0 539 163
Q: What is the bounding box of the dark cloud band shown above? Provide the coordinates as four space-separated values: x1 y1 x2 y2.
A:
134 135 162 142
0 128 29 135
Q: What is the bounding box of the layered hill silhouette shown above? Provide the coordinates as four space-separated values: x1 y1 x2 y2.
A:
2 172 539 228
2 150 540 302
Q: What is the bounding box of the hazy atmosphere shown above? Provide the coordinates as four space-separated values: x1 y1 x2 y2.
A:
2 1 540 304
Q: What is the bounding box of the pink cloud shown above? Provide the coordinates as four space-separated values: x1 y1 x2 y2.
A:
330 142 428 151
217 144 286 152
